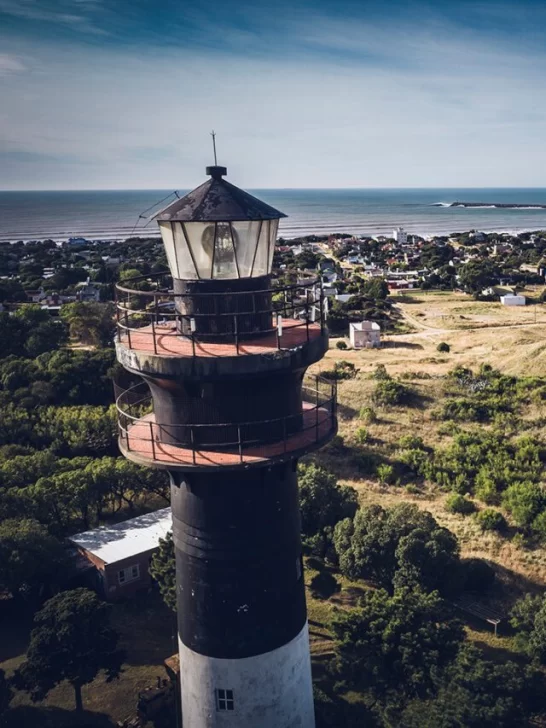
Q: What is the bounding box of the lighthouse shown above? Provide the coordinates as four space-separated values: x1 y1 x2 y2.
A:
115 163 336 727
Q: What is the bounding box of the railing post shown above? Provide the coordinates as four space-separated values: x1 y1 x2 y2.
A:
316 377 320 440
125 309 132 350
154 294 159 324
125 417 131 452
115 304 120 343
150 421 156 460
151 319 157 355
234 314 239 355
319 282 325 333
238 425 243 463
190 427 196 466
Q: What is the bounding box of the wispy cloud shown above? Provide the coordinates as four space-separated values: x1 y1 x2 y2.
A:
0 0 107 34
0 53 27 76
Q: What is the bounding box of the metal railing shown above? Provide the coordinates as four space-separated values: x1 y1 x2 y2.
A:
115 272 325 355
115 375 337 466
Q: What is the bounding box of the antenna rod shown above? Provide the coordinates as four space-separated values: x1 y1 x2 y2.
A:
211 130 218 165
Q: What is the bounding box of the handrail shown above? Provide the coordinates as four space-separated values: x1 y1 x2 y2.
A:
115 376 335 432
115 271 320 299
115 273 325 354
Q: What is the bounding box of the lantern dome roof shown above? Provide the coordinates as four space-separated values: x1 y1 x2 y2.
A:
154 167 287 223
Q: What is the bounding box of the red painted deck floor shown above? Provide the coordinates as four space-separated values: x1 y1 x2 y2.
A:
122 405 333 467
119 319 321 357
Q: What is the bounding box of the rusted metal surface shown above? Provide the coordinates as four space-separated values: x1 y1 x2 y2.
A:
154 168 287 222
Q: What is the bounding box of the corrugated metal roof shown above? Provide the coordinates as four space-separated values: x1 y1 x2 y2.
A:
69 507 172 565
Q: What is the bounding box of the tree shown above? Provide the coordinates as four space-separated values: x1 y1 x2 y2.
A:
333 503 460 594
399 644 546 727
60 302 115 347
15 589 124 712
12 306 68 358
0 519 70 603
510 593 546 662
330 587 464 702
299 464 358 536
298 464 358 558
458 259 501 296
149 531 176 612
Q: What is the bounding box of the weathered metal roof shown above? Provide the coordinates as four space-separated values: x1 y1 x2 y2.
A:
154 167 287 222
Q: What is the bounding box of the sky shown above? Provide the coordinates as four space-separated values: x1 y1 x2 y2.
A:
1 0 546 190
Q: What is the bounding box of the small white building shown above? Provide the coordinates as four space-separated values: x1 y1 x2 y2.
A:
500 294 526 306
349 321 381 349
393 227 407 245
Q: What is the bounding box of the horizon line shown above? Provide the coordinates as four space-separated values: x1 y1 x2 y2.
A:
3 186 546 193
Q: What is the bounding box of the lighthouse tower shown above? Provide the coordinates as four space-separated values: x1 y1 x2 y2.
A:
115 164 336 727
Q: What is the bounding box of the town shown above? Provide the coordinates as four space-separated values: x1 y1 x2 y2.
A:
1 219 546 727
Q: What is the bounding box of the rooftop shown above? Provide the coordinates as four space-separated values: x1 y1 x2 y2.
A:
69 507 172 564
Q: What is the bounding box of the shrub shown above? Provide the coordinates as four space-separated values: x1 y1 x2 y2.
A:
321 360 358 381
445 493 476 516
335 340 348 350
309 571 340 600
405 484 421 495
372 363 390 380
398 434 425 450
355 427 369 444
474 508 507 532
373 379 410 406
359 406 376 423
437 342 450 353
377 463 395 485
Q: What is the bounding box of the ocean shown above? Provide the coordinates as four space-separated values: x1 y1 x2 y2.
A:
2 188 546 242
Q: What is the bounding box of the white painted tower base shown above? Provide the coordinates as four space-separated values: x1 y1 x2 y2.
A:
179 622 315 728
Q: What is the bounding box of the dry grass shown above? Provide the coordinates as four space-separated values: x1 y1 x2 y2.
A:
310 288 546 590
319 287 546 377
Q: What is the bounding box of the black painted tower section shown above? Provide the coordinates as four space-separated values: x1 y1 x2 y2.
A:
171 463 306 659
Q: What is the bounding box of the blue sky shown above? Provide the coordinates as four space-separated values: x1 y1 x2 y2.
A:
1 0 546 189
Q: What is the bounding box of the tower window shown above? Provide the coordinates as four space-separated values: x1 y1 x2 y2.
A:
216 689 234 711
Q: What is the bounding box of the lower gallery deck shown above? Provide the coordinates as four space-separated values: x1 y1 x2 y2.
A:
120 404 334 468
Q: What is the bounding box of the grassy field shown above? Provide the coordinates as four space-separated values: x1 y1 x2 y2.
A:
310 287 546 588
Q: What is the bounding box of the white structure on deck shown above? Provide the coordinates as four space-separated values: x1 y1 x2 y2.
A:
393 227 407 244
500 294 526 306
349 321 381 349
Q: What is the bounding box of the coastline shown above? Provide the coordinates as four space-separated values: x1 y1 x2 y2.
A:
2 225 545 245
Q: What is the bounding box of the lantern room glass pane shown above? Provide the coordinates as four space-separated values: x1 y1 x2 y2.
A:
252 220 270 277
212 223 238 279
184 222 215 278
173 222 198 278
231 221 261 277
268 219 279 271
158 222 177 277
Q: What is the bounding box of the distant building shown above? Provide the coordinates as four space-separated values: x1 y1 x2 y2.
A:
349 321 381 349
393 227 408 244
76 278 101 302
69 508 172 601
500 294 526 306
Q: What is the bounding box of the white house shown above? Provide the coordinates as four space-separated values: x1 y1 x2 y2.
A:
349 321 381 349
500 294 526 306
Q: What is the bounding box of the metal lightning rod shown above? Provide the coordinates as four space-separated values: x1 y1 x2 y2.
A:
211 130 218 165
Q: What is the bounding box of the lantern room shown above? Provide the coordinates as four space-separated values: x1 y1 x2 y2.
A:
154 165 286 281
